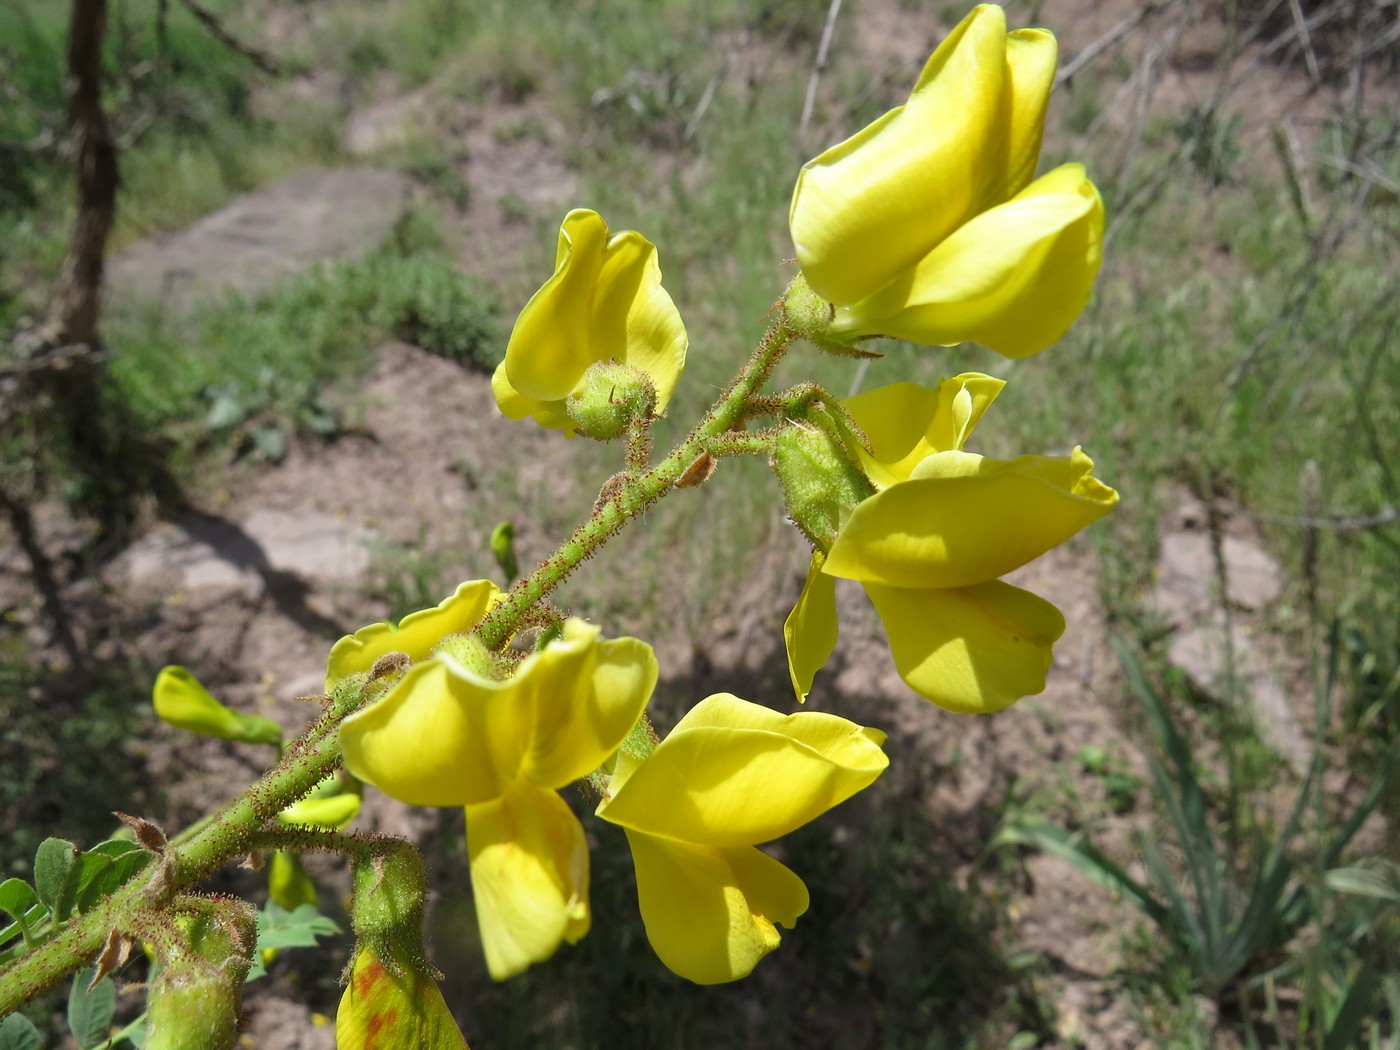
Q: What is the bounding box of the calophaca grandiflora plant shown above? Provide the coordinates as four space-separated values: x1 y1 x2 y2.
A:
0 6 1116 1045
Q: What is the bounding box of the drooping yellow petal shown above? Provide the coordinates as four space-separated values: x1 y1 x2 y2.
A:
466 782 590 980
832 164 1104 357
864 580 1065 713
495 209 687 434
325 580 500 690
152 665 284 746
491 362 573 431
783 553 839 703
336 948 469 1050
791 4 1011 306
597 694 888 847
841 375 1004 487
823 446 1118 589
993 28 1058 203
622 831 807 985
340 658 516 807
504 210 610 402
278 772 363 829
268 851 318 911
515 620 658 789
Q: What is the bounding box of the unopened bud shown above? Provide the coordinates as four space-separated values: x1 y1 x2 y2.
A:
489 521 519 583
771 413 874 548
337 946 470 1050
145 904 255 1050
565 361 656 440
152 666 282 747
348 843 432 977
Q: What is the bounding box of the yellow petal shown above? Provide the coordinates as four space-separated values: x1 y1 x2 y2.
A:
791 4 1011 306
783 553 839 703
340 658 517 807
623 830 807 984
497 210 687 433
466 782 590 980
336 948 469 1050
491 360 575 433
325 580 500 690
151 665 282 745
824 446 1118 589
504 210 609 402
841 375 1004 487
514 620 658 788
597 693 887 846
996 28 1058 202
833 164 1104 358
864 580 1065 713
267 851 318 911
278 791 362 830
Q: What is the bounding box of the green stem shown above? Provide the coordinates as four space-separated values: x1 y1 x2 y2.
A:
0 722 345 1015
476 312 796 650
0 309 800 1015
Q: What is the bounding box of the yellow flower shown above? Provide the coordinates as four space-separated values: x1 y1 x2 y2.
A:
151 665 282 746
596 693 888 984
492 208 688 435
337 590 657 980
325 579 502 692
336 947 470 1050
789 4 1103 358
785 375 1118 712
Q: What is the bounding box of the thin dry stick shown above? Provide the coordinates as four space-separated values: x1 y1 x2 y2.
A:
1109 4 1188 214
179 0 280 76
1287 0 1321 82
799 0 844 136
1056 0 1164 87
684 27 753 141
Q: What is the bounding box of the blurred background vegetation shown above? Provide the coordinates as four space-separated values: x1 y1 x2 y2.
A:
2 0 1399 1046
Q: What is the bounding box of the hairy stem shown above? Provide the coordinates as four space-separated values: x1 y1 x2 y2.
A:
476 310 795 650
0 307 798 1012
0 721 345 1013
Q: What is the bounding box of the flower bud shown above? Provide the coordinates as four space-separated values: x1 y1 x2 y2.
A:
348 843 431 976
780 273 834 342
337 844 469 1049
771 413 874 548
152 666 282 747
145 904 255 1050
337 947 469 1050
565 360 657 440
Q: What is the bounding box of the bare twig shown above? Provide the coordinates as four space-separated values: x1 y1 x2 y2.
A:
0 342 111 376
1056 1 1164 87
178 0 280 76
1249 505 1399 532
799 0 843 136
683 27 753 142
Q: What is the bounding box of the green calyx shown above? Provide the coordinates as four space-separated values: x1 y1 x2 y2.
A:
145 904 256 1050
566 361 657 440
433 633 505 681
771 410 874 548
349 843 438 980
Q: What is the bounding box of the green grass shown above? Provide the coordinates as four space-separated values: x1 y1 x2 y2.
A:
106 231 501 469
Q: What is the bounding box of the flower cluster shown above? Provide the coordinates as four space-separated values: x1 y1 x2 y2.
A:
789 3 1103 358
321 0 1116 1008
783 375 1117 712
330 586 886 985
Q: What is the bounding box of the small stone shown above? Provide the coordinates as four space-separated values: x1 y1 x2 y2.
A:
1167 617 1310 773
